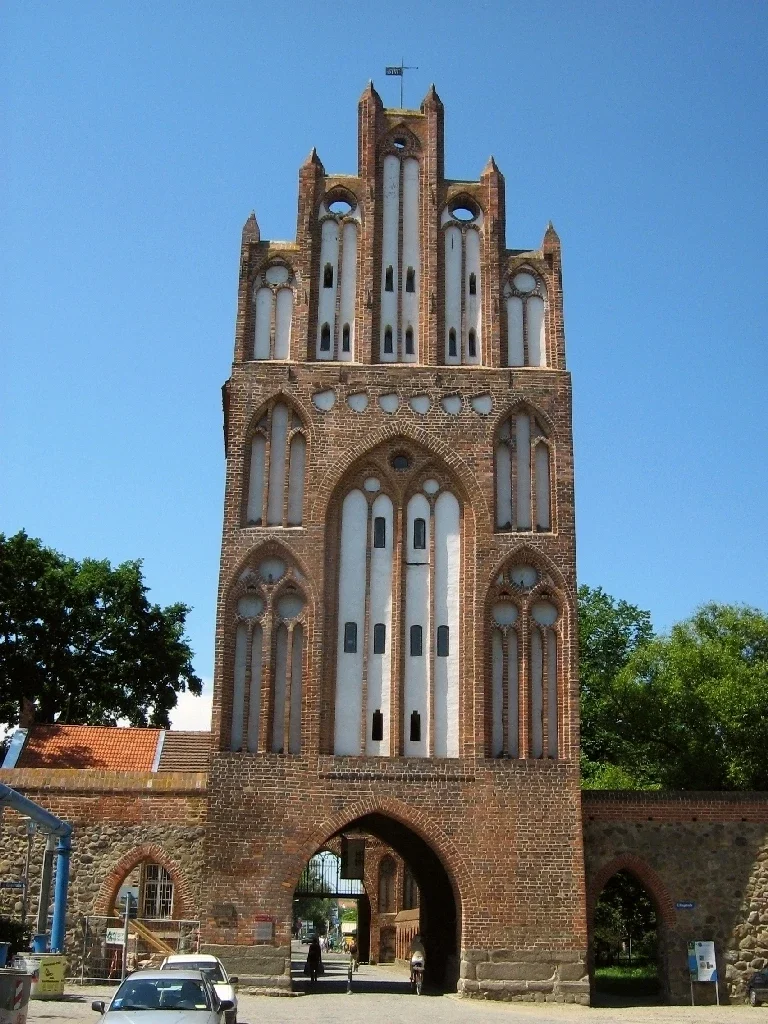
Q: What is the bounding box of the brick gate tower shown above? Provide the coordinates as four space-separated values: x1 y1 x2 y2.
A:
203 83 588 1002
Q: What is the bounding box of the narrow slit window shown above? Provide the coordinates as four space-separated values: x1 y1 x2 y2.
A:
437 625 449 657
413 517 426 550
406 267 415 292
385 265 394 292
448 328 457 358
468 328 477 358
320 323 331 351
323 264 334 288
342 323 350 352
343 621 357 653
384 326 393 354
405 327 414 355
410 624 423 657
373 623 386 654
469 272 477 296
373 516 386 548
410 711 421 742
371 709 384 742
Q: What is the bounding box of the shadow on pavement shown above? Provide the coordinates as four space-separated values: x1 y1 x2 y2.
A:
291 953 438 995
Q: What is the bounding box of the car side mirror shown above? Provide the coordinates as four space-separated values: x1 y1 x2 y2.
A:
228 977 238 986
91 1001 105 1014
219 1000 235 1012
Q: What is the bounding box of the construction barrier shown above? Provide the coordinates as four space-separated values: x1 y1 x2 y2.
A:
13 956 65 1000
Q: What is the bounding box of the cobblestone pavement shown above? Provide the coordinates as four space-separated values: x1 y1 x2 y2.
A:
24 948 760 1024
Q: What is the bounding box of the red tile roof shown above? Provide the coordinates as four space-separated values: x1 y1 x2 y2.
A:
17 725 162 770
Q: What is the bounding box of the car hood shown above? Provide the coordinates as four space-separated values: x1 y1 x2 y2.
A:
104 1011 216 1024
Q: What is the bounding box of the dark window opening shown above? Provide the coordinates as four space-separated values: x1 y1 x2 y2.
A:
406 267 415 292
468 328 477 358
373 623 386 654
413 517 426 550
371 710 384 742
385 266 394 292
405 327 414 355
323 264 334 288
410 624 423 657
410 710 421 742
384 326 393 354
448 328 457 358
320 323 331 351
343 621 357 653
373 516 386 548
437 625 450 657
391 453 409 470
469 272 477 296
342 323 350 352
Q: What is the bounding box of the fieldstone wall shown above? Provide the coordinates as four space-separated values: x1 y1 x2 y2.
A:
583 791 768 1005
458 948 588 1003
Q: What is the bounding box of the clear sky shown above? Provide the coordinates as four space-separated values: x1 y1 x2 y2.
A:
3 1 766 730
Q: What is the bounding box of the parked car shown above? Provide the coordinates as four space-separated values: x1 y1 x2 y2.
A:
91 969 233 1024
160 954 238 1024
747 971 768 1006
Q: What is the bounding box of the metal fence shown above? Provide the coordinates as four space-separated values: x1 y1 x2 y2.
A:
296 851 364 898
77 916 200 983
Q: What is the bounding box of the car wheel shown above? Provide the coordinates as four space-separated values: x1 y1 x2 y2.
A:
750 989 760 1007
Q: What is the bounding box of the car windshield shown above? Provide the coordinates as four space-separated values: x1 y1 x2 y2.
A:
110 978 210 1011
164 962 226 984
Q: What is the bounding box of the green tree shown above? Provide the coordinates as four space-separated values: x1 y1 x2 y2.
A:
578 585 655 788
0 531 202 728
593 871 657 966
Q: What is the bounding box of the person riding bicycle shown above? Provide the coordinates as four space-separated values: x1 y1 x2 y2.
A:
349 938 359 972
409 934 426 987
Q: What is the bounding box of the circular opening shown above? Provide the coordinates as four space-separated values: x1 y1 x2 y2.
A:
509 565 539 589
451 206 476 221
422 479 440 495
363 477 381 492
393 137 407 150
391 454 410 471
513 271 537 293
276 593 306 619
328 199 353 216
238 594 264 618
492 601 519 626
531 600 558 626
265 265 290 285
258 558 286 583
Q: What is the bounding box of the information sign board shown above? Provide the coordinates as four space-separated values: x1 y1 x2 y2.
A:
105 928 125 946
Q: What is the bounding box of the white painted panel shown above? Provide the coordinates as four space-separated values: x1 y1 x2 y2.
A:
471 393 493 415
441 394 462 415
378 392 400 413
444 226 462 364
530 628 543 758
231 622 248 751
491 629 504 756
402 158 420 362
535 443 551 530
508 631 519 757
266 403 289 525
507 296 524 366
409 395 431 414
274 288 292 359
515 413 532 530
366 494 393 755
272 624 288 752
527 295 546 366
380 154 400 361
347 392 369 412
247 624 262 753
289 625 303 755
287 433 306 526
317 219 339 359
312 389 336 411
334 490 368 754
253 288 272 359
247 434 266 523
495 443 512 529
547 628 557 758
404 493 430 757
339 221 358 361
464 227 481 363
433 490 460 757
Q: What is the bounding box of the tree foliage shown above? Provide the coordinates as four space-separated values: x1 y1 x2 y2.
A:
593 871 657 966
0 531 202 728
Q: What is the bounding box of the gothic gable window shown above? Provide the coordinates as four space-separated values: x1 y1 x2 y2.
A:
246 400 306 527
488 562 560 759
316 190 360 361
379 134 420 363
505 268 548 366
252 262 296 361
441 198 483 365
494 407 553 532
229 556 307 755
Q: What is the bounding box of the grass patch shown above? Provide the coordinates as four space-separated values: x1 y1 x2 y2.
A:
595 964 659 997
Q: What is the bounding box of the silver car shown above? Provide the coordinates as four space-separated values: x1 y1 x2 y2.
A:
160 955 238 1024
91 969 234 1024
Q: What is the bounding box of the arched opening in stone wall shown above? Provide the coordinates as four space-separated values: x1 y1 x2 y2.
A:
290 812 457 994
591 870 662 1005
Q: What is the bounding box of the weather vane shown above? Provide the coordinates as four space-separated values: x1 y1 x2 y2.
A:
385 59 418 109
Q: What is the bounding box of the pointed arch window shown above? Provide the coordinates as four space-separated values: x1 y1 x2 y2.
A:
342 323 351 352
320 323 331 351
505 269 548 367
405 327 414 355
385 266 394 292
468 272 477 296
383 326 394 355
246 402 306 527
406 267 415 293
448 328 457 358
468 329 477 358
252 264 295 361
494 409 553 532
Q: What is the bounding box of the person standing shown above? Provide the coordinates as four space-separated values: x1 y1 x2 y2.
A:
305 936 323 984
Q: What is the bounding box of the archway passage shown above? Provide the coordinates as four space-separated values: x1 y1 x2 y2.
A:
592 870 661 1005
291 813 459 994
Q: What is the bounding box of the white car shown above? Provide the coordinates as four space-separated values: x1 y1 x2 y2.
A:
92 969 233 1024
160 955 238 1024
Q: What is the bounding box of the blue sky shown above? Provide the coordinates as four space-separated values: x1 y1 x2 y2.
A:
3 1 766 728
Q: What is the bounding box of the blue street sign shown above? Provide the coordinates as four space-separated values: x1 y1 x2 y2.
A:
0 880 26 890
676 901 695 910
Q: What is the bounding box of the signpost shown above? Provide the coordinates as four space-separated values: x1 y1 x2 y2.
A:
0 881 25 890
688 940 719 1006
